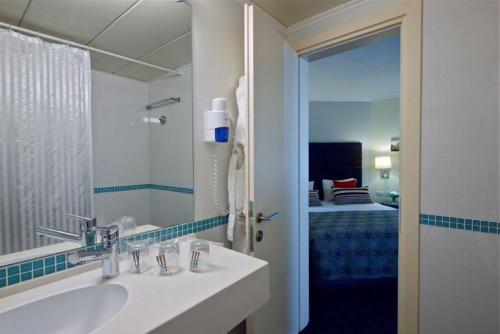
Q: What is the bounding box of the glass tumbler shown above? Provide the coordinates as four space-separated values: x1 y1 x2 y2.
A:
189 239 210 273
157 240 180 275
127 240 150 273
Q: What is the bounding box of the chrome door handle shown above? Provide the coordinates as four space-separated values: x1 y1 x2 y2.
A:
256 212 279 223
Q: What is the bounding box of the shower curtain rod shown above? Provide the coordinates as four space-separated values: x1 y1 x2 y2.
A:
0 21 181 76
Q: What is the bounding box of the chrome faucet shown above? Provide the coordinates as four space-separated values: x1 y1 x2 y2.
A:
68 225 120 279
36 213 97 246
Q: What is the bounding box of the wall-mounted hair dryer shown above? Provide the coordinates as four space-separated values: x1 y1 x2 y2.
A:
204 97 229 143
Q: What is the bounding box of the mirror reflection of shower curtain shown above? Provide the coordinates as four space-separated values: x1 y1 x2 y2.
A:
0 30 93 255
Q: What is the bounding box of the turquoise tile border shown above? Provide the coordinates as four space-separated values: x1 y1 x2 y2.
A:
94 184 150 193
420 213 500 235
150 184 194 194
94 184 193 195
0 215 227 290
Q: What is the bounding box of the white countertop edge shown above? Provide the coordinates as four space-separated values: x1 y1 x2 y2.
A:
150 264 270 334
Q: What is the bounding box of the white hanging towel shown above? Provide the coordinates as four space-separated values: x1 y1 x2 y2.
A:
227 76 247 252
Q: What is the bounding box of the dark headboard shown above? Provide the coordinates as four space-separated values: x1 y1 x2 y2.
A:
309 142 362 200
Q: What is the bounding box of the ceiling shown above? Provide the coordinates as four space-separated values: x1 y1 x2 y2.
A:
309 35 400 102
254 0 351 27
0 0 192 82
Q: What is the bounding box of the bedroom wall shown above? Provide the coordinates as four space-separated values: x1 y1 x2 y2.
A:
309 98 400 203
367 97 400 203
309 100 371 183
419 0 500 333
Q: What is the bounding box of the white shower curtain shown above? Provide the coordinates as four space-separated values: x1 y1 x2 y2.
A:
0 30 93 255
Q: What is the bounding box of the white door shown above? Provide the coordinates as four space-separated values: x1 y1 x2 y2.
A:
245 4 300 334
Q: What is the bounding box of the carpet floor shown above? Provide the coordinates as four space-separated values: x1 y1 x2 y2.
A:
300 278 398 334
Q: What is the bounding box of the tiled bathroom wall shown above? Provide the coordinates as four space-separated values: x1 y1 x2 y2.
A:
91 70 152 225
420 0 500 332
148 65 194 227
92 68 196 228
191 1 244 244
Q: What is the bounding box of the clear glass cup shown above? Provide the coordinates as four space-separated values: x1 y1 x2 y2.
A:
112 216 137 237
189 239 210 273
157 239 180 275
127 240 150 273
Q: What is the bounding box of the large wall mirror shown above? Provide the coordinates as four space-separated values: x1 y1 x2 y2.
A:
0 1 193 267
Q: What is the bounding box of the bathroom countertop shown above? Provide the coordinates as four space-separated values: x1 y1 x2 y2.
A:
0 241 270 334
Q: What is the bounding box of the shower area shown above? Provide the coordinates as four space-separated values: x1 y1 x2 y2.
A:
0 0 193 256
91 66 194 230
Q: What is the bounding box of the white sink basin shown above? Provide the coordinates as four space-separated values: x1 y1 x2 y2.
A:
0 284 128 334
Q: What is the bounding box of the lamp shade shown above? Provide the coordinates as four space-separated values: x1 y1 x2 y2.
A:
375 156 392 169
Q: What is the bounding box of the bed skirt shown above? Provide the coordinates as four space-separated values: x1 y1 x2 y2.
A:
309 210 399 282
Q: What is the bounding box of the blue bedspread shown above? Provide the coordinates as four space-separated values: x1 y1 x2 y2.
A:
309 210 398 282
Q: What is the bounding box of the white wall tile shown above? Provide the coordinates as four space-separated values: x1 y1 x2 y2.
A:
421 226 499 303
193 156 230 220
191 1 244 227
91 70 152 226
196 225 231 247
420 0 500 332
150 191 193 227
422 0 499 93
421 0 500 218
421 85 499 159
94 191 151 227
147 66 195 227
93 66 196 230
148 67 194 187
91 70 149 186
420 280 499 334
421 155 499 221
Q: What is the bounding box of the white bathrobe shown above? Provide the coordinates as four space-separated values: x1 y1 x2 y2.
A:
227 76 247 252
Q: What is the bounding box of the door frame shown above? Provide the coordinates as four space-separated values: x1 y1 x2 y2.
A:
244 3 301 333
293 2 422 333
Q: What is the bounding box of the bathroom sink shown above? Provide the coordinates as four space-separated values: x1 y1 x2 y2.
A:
0 284 128 334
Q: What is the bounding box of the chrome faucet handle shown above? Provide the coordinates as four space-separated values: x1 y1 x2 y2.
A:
95 225 120 248
63 213 95 221
67 224 120 279
63 213 98 245
63 213 97 231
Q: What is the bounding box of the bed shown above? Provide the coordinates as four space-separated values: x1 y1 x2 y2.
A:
309 143 399 283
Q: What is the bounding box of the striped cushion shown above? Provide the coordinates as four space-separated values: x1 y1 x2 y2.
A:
309 190 322 207
332 186 373 205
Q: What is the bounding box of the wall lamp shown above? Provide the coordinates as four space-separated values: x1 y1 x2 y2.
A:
375 156 392 179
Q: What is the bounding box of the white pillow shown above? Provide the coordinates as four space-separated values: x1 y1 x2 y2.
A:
322 179 334 201
309 181 314 191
